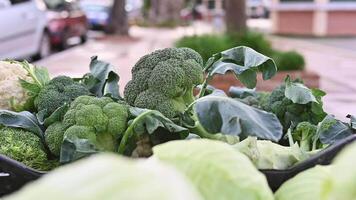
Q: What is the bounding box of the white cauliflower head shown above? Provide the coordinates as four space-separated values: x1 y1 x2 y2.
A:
0 61 31 111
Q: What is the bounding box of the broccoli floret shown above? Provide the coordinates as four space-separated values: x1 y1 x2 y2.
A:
124 47 204 119
34 76 90 117
45 122 67 157
0 127 58 171
46 96 129 159
292 122 317 151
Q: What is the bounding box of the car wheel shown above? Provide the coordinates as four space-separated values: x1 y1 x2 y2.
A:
80 34 87 44
33 32 51 60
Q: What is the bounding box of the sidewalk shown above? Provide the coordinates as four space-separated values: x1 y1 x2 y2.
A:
35 22 213 87
269 36 356 120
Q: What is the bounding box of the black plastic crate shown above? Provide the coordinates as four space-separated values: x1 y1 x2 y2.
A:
1 134 355 196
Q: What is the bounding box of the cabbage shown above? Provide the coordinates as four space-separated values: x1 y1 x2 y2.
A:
152 139 274 200
5 154 202 200
234 137 309 170
275 165 332 200
328 142 356 200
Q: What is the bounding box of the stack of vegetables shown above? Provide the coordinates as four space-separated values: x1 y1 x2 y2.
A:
0 47 355 199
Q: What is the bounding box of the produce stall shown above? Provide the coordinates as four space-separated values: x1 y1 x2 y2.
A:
0 46 355 199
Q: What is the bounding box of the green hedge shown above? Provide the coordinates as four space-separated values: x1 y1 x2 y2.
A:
175 32 305 71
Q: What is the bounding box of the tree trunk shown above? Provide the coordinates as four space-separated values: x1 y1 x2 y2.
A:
225 0 247 33
106 0 129 35
149 0 184 25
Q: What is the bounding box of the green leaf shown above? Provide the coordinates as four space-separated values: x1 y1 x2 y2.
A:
229 86 258 98
60 135 98 163
318 115 353 145
118 107 189 154
86 56 121 99
194 96 283 141
208 46 277 89
37 104 70 127
285 76 317 104
18 79 41 96
0 110 44 140
19 60 50 87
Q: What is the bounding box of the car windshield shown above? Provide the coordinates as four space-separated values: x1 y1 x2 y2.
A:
43 0 80 11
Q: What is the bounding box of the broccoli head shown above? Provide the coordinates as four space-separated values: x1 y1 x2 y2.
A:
0 127 58 171
292 122 317 151
262 82 325 132
45 96 129 158
124 47 204 119
34 76 90 117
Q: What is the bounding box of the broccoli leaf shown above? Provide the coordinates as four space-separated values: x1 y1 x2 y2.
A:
37 104 70 127
60 135 98 163
207 46 277 89
318 115 353 145
0 110 44 140
194 96 283 142
229 86 258 98
85 56 121 99
118 107 189 154
284 76 317 104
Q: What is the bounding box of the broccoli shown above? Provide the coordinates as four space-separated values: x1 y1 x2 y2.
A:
45 96 129 159
292 122 317 151
262 81 325 132
0 127 58 171
124 47 204 119
34 76 90 117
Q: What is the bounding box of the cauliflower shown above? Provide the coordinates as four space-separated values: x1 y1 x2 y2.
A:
0 61 31 111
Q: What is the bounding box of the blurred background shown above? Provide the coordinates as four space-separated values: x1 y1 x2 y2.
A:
0 0 355 119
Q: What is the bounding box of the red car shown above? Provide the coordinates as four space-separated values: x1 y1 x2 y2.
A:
43 0 88 50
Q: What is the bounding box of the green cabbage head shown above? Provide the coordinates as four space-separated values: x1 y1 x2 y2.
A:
152 139 274 200
275 165 332 200
5 154 203 200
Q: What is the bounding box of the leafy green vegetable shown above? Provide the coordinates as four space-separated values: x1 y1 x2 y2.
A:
275 165 332 200
284 76 317 104
57 96 129 162
317 115 353 145
124 47 204 119
0 110 45 140
34 76 90 118
153 139 274 200
291 122 318 151
199 46 277 97
0 127 58 171
262 77 326 132
328 142 356 200
118 107 189 156
82 56 122 99
5 154 203 200
234 137 308 170
192 96 283 142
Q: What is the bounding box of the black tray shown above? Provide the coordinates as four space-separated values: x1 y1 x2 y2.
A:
1 135 356 196
261 134 356 191
0 155 44 197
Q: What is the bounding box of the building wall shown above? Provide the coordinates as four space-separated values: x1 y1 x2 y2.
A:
272 1 356 36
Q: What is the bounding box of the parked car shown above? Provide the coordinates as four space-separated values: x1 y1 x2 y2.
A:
79 0 112 30
246 0 270 18
43 0 88 49
80 0 142 30
0 0 50 60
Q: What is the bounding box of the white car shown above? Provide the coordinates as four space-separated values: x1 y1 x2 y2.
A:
0 0 50 60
